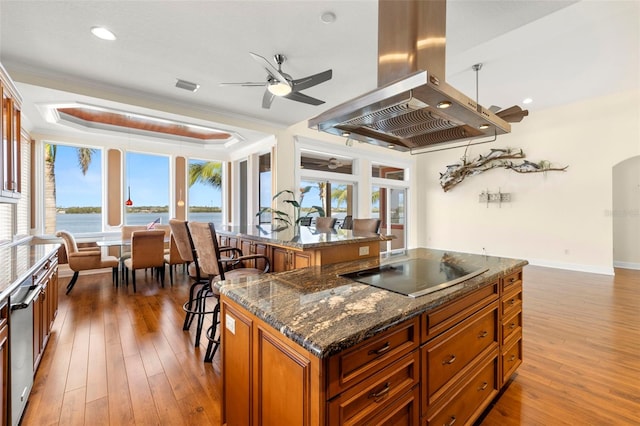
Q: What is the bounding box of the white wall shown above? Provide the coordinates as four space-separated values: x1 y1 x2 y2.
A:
416 90 640 275
612 156 640 269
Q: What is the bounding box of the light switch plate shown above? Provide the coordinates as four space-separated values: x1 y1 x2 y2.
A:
225 314 236 334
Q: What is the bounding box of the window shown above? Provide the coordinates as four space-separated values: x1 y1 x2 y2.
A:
186 158 223 228
258 152 272 224
372 186 406 252
125 151 169 225
372 163 404 180
299 179 354 226
300 151 353 174
45 143 103 234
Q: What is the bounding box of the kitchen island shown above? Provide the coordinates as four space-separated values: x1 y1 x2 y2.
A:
217 248 527 425
215 224 391 272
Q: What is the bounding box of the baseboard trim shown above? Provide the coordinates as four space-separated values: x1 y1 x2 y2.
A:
526 258 615 276
613 261 640 270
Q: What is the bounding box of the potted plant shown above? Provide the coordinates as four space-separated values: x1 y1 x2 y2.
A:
257 188 325 230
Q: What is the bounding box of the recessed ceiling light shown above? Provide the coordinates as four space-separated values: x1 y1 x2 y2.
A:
320 11 336 24
91 26 116 41
479 124 490 130
522 97 533 104
341 131 350 137
436 101 452 109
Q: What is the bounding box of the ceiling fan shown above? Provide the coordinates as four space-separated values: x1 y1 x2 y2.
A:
220 52 333 109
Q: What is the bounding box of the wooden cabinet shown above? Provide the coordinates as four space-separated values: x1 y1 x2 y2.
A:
221 299 322 426
271 246 312 272
32 252 59 372
500 270 523 387
0 63 22 203
0 301 8 426
239 238 270 270
221 267 524 426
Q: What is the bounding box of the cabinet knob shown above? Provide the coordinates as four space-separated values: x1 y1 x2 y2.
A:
478 330 488 338
442 354 456 365
444 415 457 426
509 322 516 330
478 381 489 391
508 354 516 362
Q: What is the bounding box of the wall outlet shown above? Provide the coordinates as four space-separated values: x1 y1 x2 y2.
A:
359 246 370 256
225 314 236 335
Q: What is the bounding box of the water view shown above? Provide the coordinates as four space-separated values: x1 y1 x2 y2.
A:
56 212 224 234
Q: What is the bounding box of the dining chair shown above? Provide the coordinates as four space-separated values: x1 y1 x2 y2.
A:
315 216 336 229
298 216 312 226
56 230 119 294
341 215 353 230
163 234 186 286
123 229 166 292
352 218 381 234
119 225 147 279
188 221 271 362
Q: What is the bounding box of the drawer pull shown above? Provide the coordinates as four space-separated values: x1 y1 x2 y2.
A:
478 330 488 338
508 298 516 305
442 354 456 365
368 342 390 356
509 322 516 330
444 415 456 426
478 382 488 391
509 277 516 283
508 354 516 362
368 382 390 402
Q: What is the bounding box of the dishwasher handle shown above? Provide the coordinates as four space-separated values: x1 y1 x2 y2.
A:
10 285 42 311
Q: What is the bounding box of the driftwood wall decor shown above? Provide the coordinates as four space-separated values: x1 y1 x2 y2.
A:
440 148 568 192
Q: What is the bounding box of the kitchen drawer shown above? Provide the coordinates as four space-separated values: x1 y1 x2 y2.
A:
328 317 419 398
501 270 522 293
422 282 498 343
328 351 419 425
501 283 522 317
360 385 420 426
426 354 499 426
502 309 522 345
422 301 498 405
502 333 523 384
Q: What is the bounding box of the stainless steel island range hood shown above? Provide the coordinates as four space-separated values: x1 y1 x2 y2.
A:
309 0 512 152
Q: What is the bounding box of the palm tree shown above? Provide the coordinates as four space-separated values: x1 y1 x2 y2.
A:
188 161 222 189
44 144 96 233
331 185 348 211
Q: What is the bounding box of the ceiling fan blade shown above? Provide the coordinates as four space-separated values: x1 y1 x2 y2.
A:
488 105 501 113
496 105 529 123
262 89 275 109
249 52 290 86
283 91 325 106
219 82 267 87
291 69 333 91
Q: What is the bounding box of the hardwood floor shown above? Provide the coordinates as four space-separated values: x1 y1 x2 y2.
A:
21 265 640 425
23 267 222 426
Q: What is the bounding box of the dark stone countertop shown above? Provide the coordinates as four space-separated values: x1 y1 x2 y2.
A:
216 248 528 358
215 224 389 250
0 241 60 300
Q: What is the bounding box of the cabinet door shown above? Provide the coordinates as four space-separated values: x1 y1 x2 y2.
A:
256 324 313 426
292 251 312 269
1 90 8 192
222 302 253 426
48 268 59 329
0 302 8 426
271 247 289 272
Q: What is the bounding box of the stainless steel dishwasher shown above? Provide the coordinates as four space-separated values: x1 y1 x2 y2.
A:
10 276 41 426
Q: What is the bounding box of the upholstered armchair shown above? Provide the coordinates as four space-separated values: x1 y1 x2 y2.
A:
315 216 337 229
56 230 119 295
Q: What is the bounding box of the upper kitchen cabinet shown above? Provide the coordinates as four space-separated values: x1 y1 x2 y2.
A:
0 63 22 203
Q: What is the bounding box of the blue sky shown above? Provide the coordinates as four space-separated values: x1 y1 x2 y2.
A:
54 145 221 208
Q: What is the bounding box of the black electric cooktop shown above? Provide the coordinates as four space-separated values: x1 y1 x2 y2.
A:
340 256 489 298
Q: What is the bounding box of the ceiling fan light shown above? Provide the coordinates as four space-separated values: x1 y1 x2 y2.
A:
267 82 292 96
